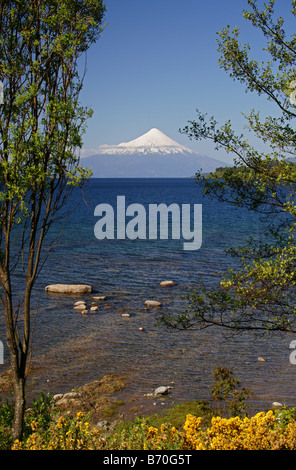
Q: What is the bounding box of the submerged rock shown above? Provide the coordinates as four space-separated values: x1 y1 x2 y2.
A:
92 296 106 301
144 300 162 308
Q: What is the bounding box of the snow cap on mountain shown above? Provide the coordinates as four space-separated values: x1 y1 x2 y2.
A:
81 128 196 157
118 128 189 150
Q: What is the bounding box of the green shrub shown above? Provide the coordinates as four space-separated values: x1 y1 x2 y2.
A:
211 366 252 418
274 406 296 429
0 396 14 450
0 392 55 449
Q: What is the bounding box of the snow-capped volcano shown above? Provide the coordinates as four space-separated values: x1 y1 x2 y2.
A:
81 128 195 157
80 128 230 177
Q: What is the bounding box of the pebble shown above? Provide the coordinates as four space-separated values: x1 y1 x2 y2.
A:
258 357 266 363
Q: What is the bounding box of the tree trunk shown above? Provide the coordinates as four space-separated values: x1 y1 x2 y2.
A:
3 276 29 443
13 376 26 442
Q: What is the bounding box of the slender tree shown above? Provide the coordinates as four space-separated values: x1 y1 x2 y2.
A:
164 0 296 336
0 0 106 441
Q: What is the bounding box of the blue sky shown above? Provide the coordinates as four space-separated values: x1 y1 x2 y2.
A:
79 0 290 164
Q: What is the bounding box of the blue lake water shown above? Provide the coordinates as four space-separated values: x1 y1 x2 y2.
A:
1 178 296 413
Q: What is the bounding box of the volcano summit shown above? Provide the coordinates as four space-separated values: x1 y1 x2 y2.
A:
104 128 195 156
80 128 229 177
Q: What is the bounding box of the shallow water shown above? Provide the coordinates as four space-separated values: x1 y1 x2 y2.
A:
1 178 296 413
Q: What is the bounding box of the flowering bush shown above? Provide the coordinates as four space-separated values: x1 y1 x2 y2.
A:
182 411 296 450
105 417 184 450
10 408 296 450
105 411 296 450
12 412 103 450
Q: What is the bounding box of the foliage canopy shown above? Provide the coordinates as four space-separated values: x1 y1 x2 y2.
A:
167 0 296 335
0 0 106 441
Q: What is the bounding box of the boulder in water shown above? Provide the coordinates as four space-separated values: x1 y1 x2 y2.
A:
45 284 92 294
154 386 171 396
159 280 175 287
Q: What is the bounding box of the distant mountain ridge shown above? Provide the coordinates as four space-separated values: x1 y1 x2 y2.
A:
80 128 230 177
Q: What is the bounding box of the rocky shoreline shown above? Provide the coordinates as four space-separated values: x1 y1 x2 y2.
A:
52 374 127 424
0 363 286 435
0 367 177 431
